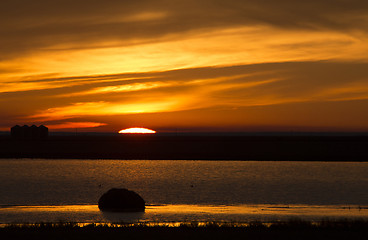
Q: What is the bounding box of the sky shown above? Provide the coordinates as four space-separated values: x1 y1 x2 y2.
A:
1 0 368 132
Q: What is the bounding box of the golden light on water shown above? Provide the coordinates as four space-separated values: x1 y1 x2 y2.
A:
119 127 156 134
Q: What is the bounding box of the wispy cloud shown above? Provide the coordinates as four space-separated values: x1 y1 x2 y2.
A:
1 1 367 59
17 61 368 127
28 100 183 122
46 121 107 130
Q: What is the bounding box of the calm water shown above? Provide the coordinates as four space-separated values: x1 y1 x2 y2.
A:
1 159 368 223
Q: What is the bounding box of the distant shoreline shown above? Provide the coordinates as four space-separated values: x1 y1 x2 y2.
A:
1 135 368 161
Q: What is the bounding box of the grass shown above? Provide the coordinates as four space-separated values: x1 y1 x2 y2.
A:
1 220 368 240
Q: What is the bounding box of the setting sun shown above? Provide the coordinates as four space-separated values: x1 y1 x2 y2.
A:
118 127 156 134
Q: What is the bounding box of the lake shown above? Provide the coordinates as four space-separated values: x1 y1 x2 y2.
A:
1 159 368 224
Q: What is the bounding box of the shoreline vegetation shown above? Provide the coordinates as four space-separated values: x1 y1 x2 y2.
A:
2 220 368 240
1 135 368 161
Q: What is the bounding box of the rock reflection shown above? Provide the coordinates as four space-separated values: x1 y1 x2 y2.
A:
101 211 145 223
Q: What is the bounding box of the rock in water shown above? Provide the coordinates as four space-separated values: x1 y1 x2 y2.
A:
98 188 145 212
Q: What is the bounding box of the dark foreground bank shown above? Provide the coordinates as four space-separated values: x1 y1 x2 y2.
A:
1 135 368 161
2 221 368 240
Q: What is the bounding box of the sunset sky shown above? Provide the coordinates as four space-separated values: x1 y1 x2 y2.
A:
1 0 368 132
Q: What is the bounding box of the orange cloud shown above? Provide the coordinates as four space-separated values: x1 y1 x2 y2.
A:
46 122 107 130
28 100 183 121
59 81 173 97
2 25 367 85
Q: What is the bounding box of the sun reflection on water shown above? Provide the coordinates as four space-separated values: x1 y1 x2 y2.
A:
2 204 368 225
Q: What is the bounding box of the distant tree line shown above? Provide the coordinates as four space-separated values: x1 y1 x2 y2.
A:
11 125 48 139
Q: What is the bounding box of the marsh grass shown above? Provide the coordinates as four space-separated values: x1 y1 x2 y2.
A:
3 219 368 229
2 219 368 240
